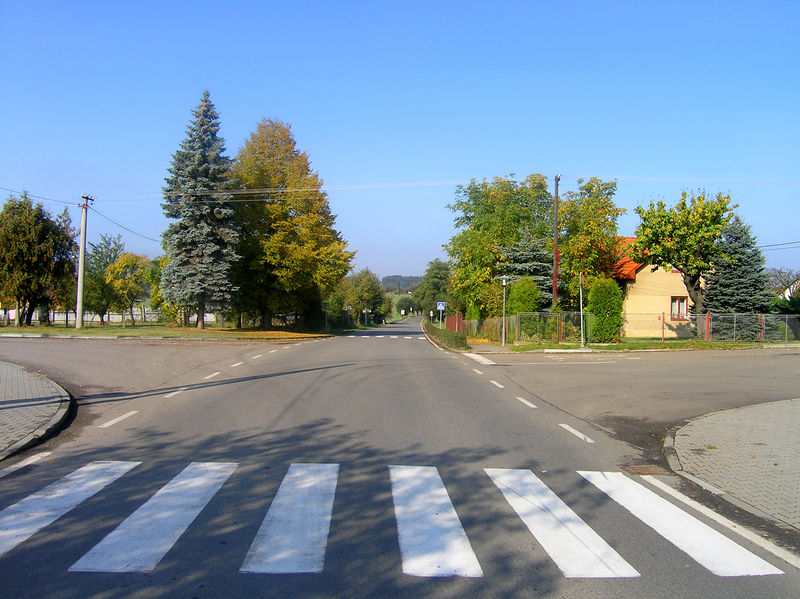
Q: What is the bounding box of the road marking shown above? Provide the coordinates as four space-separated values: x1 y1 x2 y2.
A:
163 388 187 398
389 465 483 577
404 336 412 339
489 380 504 389
516 397 538 409
464 353 495 366
485 468 639 578
472 368 483 375
642 475 800 571
71 462 237 572
391 335 399 339
376 335 384 338
241 463 339 574
0 461 140 557
578 471 783 576
230 361 244 368
251 354 262 359
559 424 595 443
269 349 278 354
0 451 53 480
203 371 221 380
98 411 139 429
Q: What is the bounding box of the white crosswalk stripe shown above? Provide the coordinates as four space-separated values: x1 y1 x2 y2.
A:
0 462 787 580
241 463 339 574
389 465 483 577
70 462 237 572
0 461 139 557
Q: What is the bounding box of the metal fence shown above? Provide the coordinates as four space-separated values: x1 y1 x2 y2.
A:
446 311 800 344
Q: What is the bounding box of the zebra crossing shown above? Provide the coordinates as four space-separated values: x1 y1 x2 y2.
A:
0 460 786 579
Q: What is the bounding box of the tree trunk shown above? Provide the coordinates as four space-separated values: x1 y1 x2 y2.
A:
14 300 20 327
130 305 136 327
196 301 205 329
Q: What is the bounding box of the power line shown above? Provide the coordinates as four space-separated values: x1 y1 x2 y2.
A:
0 186 77 206
88 205 160 243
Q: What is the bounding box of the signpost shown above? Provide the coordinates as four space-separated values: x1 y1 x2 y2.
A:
437 302 445 327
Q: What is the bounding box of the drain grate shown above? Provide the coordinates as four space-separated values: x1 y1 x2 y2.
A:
619 464 673 476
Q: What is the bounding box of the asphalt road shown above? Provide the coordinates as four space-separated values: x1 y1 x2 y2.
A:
0 319 798 598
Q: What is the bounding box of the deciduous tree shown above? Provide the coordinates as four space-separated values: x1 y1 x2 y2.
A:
161 90 239 328
106 253 149 327
85 234 124 325
629 191 735 315
413 259 452 316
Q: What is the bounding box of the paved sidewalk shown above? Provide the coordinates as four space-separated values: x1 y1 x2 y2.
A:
0 361 71 461
671 399 800 530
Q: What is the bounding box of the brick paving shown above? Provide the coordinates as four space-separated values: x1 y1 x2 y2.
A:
0 361 71 460
674 399 800 529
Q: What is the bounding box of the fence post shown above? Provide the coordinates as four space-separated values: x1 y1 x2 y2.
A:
760 313 764 343
705 312 710 343
661 313 665 342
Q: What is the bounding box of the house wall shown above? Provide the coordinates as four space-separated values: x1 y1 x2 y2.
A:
621 266 695 338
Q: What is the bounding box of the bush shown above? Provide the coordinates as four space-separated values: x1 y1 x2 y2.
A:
423 321 469 351
507 277 541 314
587 278 623 342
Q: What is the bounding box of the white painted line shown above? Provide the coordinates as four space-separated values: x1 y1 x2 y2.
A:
283 346 291 349
417 336 424 339
516 397 538 409
391 335 399 339
230 361 244 368
251 354 262 359
485 469 638 578
559 424 595 444
404 336 412 339
163 388 188 399
71 462 237 572
0 451 53 480
490 380 505 389
376 335 385 338
241 463 339 574
0 461 140 557
269 349 278 354
464 353 495 366
203 371 221 380
98 411 139 429
389 465 483 577
642 475 800 571
472 368 483 375
579 471 783 576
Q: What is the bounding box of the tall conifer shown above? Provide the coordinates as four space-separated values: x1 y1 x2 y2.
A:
161 91 238 328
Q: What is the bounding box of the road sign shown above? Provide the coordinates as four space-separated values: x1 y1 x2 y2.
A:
436 302 446 311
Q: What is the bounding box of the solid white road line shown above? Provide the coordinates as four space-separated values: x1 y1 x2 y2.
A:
71 462 237 572
0 461 140 557
203 371 221 380
162 388 187 398
230 361 244 368
489 380 505 389
389 465 483 577
241 463 339 574
0 451 52 480
485 468 639 578
464 353 495 366
641 475 800 571
98 411 139 429
559 424 595 444
472 368 483 375
516 397 538 409
578 471 783 577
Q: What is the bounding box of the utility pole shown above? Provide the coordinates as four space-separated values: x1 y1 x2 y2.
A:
552 174 560 305
75 194 94 329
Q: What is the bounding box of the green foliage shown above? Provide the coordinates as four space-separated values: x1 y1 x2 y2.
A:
507 276 541 314
395 294 415 315
630 191 735 314
0 193 76 326
414 259 452 316
105 253 149 327
587 278 623 342
85 234 124 324
342 268 384 325
381 275 421 293
229 118 354 328
161 90 239 328
423 320 469 351
559 178 624 307
446 174 552 317
704 216 773 314
497 232 553 305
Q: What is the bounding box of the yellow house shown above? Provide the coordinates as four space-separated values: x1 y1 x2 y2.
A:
613 238 695 338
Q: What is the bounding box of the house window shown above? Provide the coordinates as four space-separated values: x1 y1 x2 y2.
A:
671 296 688 320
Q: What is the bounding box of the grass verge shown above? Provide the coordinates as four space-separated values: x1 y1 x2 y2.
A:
423 321 469 351
0 323 328 340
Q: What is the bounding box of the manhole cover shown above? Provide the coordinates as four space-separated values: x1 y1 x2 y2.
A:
619 464 672 476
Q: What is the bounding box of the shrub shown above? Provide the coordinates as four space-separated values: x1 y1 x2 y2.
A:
507 276 541 314
587 278 623 342
423 321 469 351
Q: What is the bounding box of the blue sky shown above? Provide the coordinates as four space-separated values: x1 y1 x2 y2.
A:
2 1 798 278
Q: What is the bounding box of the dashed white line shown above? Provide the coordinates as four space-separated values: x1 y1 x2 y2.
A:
0 452 52 480
251 354 263 359
269 349 278 354
98 411 139 429
472 368 483 375
559 424 595 443
163 388 187 399
490 380 505 389
203 371 221 380
516 397 538 409
230 361 244 368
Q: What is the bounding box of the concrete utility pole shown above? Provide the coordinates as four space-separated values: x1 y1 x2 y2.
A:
552 175 560 305
75 194 94 329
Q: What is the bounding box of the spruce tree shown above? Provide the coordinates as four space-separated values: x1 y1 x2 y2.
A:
161 91 239 328
498 230 553 305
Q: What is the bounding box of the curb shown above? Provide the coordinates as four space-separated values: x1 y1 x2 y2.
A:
0 365 72 461
0 332 330 343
